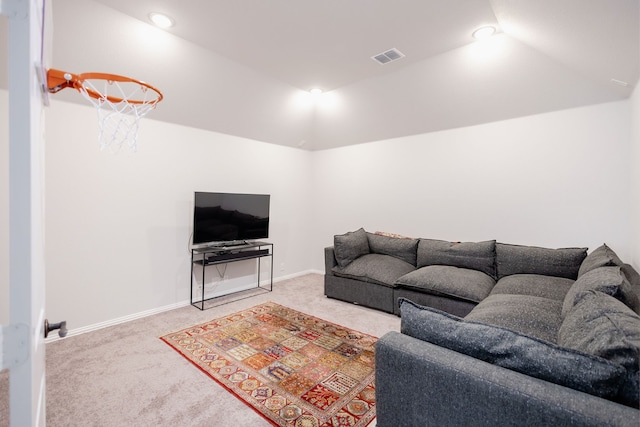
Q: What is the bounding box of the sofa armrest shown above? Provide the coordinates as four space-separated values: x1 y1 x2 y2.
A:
324 246 337 276
375 331 639 427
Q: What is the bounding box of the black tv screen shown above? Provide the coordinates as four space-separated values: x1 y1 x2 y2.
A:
192 192 270 246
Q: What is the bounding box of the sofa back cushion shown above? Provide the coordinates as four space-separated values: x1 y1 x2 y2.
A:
333 228 370 268
622 264 640 289
495 243 587 280
562 266 640 317
558 290 640 408
399 298 625 401
578 243 623 278
622 264 640 315
367 232 418 266
417 239 496 279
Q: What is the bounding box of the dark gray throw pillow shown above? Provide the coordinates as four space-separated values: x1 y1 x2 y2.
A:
333 228 370 268
578 244 623 278
562 266 640 318
366 232 418 266
399 298 625 400
558 290 640 408
495 243 587 280
417 239 496 279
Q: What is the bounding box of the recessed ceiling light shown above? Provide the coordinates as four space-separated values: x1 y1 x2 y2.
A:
472 26 496 40
149 12 175 28
309 88 323 95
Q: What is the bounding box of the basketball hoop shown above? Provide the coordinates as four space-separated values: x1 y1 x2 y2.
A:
47 69 163 152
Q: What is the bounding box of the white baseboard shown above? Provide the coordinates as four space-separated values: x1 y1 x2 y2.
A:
274 269 321 281
44 300 191 343
45 270 322 343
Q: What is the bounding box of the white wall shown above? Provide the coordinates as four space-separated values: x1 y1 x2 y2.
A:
0 90 7 325
43 99 313 331
311 100 633 269
631 83 640 269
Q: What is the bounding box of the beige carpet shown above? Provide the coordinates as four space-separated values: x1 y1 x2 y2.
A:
0 274 400 426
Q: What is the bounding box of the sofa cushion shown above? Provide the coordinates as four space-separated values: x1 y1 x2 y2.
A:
558 290 640 408
416 239 496 279
578 243 623 278
622 264 640 289
465 294 563 343
399 298 625 400
491 274 574 302
395 265 495 304
367 232 418 266
333 228 370 268
333 253 414 287
495 243 587 280
622 264 640 315
562 266 640 318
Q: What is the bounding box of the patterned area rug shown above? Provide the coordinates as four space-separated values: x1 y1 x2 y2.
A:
160 302 377 427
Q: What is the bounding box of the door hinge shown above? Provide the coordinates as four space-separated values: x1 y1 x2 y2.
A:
0 0 29 19
1 323 29 370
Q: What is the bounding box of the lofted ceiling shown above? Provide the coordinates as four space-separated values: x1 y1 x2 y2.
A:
1 0 639 150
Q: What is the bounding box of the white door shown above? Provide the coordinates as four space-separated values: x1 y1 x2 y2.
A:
2 0 50 425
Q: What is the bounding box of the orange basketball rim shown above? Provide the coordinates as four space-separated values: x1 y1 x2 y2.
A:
46 68 163 152
46 68 163 105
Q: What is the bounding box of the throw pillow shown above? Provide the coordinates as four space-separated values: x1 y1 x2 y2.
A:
416 239 496 279
374 230 413 239
562 266 640 318
399 298 625 400
578 244 623 278
367 232 418 266
333 228 370 268
495 243 587 280
558 290 640 408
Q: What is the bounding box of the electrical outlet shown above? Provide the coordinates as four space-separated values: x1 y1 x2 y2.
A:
280 262 285 272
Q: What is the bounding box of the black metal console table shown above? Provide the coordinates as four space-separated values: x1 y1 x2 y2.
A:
190 241 273 310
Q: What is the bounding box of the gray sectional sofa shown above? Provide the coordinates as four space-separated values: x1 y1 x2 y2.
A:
323 228 640 426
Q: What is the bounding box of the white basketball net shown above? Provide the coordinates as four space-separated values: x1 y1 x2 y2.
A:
78 78 161 152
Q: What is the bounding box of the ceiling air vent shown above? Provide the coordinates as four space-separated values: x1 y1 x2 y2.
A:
371 48 405 65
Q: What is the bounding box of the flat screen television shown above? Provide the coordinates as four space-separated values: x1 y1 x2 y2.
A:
192 192 270 246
